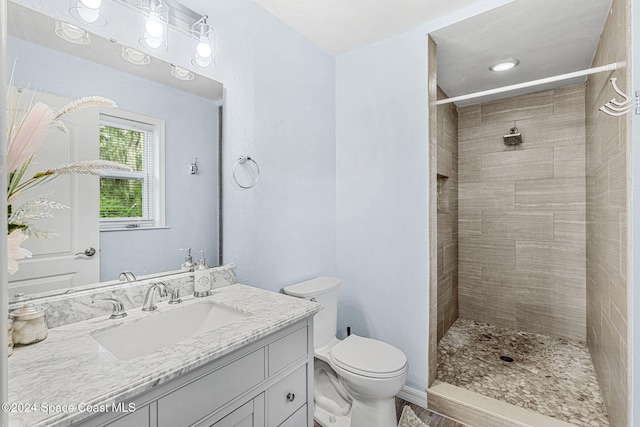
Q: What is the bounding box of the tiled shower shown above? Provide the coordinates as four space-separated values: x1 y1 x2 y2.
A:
433 0 630 425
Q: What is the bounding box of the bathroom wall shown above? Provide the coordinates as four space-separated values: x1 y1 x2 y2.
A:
8 37 219 282
14 0 337 291
335 0 516 394
437 87 459 342
585 0 630 425
457 86 587 341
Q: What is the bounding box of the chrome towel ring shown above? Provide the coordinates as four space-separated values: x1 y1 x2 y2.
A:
233 156 260 189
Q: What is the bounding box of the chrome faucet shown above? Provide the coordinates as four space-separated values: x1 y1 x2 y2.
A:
92 298 128 319
168 282 190 304
119 271 137 282
142 282 168 311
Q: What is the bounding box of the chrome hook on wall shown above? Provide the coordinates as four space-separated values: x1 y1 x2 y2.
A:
600 78 633 116
190 157 199 174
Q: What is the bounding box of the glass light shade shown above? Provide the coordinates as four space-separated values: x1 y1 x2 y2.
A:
122 46 151 65
55 21 91 45
191 29 214 68
139 1 168 51
170 64 195 81
69 0 107 26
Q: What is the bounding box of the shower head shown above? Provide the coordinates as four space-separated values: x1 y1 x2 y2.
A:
503 127 522 145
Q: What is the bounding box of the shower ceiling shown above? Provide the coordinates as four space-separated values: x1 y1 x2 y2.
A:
431 0 612 106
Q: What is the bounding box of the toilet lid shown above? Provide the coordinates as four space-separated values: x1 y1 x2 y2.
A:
329 334 407 378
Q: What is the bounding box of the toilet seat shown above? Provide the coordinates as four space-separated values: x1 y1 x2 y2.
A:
329 334 407 379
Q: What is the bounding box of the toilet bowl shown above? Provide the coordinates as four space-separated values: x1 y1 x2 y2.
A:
283 277 408 427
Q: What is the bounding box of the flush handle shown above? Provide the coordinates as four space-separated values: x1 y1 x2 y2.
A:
286 393 295 402
75 247 96 257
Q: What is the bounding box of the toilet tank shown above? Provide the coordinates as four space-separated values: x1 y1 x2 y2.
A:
283 276 340 349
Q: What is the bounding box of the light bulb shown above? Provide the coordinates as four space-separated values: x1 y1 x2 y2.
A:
145 12 164 38
80 0 101 8
196 37 212 59
76 1 100 23
143 34 162 49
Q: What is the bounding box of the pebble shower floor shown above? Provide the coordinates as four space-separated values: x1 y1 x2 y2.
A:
437 318 609 426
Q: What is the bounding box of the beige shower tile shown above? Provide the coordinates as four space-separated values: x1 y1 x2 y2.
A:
554 145 586 178
515 114 585 149
457 104 481 129
481 148 553 182
460 181 515 210
553 86 585 115
438 146 453 177
515 178 585 211
481 91 554 123
609 152 626 209
458 211 482 237
516 242 585 278
482 210 553 241
460 238 516 272
458 154 481 183
515 302 586 341
554 211 586 244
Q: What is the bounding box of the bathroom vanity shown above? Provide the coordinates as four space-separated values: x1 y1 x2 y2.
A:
7 283 321 427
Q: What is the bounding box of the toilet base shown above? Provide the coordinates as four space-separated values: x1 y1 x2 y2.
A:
314 396 398 427
314 404 350 427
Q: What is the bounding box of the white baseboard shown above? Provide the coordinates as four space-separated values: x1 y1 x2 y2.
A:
397 386 427 409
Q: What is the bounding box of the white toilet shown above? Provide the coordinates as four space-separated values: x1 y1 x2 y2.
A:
283 277 407 427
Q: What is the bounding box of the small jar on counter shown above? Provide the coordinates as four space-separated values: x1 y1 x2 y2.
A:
9 304 48 346
7 319 13 356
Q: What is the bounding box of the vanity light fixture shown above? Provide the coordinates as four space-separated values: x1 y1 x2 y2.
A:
55 20 91 45
170 64 195 81
122 46 151 65
139 0 169 51
490 58 520 72
191 15 214 68
69 0 107 26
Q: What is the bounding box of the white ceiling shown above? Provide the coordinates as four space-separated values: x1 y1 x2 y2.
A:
252 0 481 55
251 0 612 106
431 0 612 105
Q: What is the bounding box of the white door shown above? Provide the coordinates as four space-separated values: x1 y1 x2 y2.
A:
8 89 100 296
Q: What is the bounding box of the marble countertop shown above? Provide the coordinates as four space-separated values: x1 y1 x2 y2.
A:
7 284 321 427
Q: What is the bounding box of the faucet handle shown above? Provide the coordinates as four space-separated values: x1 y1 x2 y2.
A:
168 282 189 304
92 298 128 319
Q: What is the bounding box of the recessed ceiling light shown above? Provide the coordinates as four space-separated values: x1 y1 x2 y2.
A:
54 21 91 45
121 46 151 65
170 64 195 81
490 59 520 72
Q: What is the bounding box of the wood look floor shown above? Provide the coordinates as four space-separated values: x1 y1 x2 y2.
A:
312 397 467 427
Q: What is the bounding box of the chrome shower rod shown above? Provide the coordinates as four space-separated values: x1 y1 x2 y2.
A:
436 62 626 105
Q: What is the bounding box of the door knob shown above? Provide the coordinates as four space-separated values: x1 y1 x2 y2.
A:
75 247 96 257
286 393 295 402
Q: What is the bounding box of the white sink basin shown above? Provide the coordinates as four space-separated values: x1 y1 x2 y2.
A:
91 302 249 360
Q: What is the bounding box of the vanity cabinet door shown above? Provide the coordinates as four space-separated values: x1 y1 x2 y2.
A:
210 395 265 427
267 364 307 427
104 405 149 427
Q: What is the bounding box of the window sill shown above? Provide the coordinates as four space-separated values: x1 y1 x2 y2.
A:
100 225 170 232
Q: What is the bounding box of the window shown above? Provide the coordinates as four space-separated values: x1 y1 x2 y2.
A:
99 110 165 230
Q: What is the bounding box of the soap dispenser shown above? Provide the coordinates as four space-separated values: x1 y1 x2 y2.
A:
193 250 211 297
180 248 195 272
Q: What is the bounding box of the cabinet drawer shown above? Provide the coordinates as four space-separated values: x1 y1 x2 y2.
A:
268 327 307 375
267 365 307 427
158 349 265 427
278 404 307 427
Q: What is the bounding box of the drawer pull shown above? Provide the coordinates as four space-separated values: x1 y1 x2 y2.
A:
286 393 295 402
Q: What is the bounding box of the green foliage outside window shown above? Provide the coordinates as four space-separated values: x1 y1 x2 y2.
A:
99 125 145 218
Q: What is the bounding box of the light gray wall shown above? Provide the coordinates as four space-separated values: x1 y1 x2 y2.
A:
336 29 429 390
0 0 8 421
335 0 521 393
8 37 219 281
206 0 337 291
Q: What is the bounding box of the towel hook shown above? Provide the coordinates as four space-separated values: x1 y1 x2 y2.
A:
233 156 260 189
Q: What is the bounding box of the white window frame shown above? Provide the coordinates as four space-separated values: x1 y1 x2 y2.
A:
99 108 165 231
